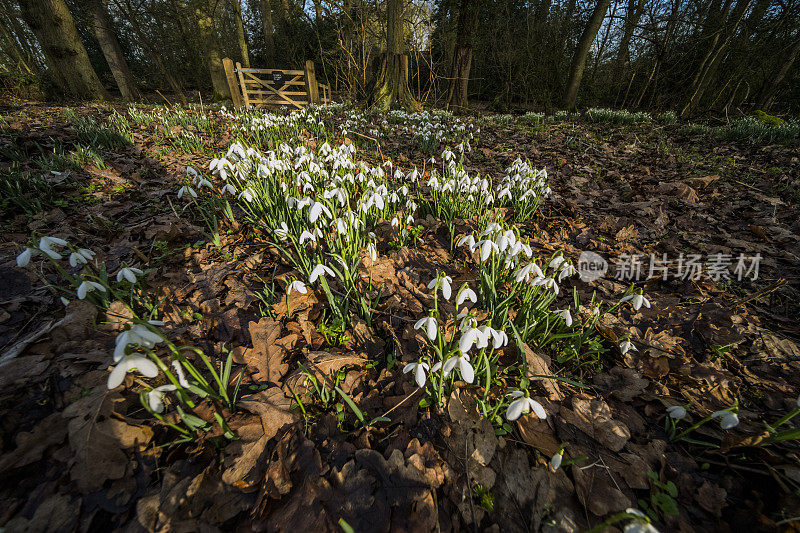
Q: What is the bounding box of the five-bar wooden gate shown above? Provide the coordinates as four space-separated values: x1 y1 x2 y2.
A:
223 58 331 110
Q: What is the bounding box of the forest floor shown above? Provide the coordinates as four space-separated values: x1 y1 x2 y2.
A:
0 100 799 532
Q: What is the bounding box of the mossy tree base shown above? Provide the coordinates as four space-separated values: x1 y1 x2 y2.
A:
368 52 421 112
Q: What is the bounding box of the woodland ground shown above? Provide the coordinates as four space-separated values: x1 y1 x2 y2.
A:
0 100 799 532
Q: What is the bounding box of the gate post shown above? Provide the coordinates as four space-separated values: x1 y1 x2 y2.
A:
222 57 243 109
304 60 320 105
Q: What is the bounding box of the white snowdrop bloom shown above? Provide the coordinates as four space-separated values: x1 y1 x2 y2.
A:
16 247 38 267
274 222 290 241
414 316 438 341
505 391 547 421
309 264 335 283
623 509 660 533
114 324 163 361
299 230 316 244
442 353 474 383
171 360 190 388
473 239 499 262
458 234 476 249
554 309 573 327
459 327 489 354
549 256 565 270
550 451 563 471
77 280 106 300
196 178 213 189
117 266 143 283
619 339 637 355
457 287 477 306
69 248 95 267
428 275 453 300
238 188 255 202
514 263 543 283
367 242 378 261
108 353 159 390
309 201 332 223
540 277 559 295
39 236 68 260
60 297 70 306
147 384 177 413
186 166 197 178
390 217 400 228
221 183 237 195
711 410 739 429
478 325 508 349
403 362 430 388
558 263 577 282
620 293 651 311
666 405 686 420
178 185 197 199
287 280 307 295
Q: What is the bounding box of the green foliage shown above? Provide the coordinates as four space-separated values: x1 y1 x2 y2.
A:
752 110 785 126
0 168 57 218
638 470 679 521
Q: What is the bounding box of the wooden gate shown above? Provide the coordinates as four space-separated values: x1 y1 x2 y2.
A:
222 58 331 110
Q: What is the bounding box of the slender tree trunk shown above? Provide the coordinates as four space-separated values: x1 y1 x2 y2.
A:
90 0 139 100
192 0 231 99
312 0 322 20
112 0 188 105
755 34 800 110
259 0 276 66
369 0 420 111
19 0 108 99
617 0 645 63
231 0 250 67
562 0 612 109
0 7 42 70
0 23 32 72
635 0 678 107
445 0 481 111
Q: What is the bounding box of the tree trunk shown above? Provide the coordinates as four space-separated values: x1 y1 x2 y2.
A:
192 0 231 99
112 0 189 105
617 0 645 63
369 0 420 111
635 0 678 107
19 0 107 99
445 0 480 111
259 0 276 66
231 0 250 67
0 23 32 72
755 34 800 110
562 0 612 109
90 0 139 100
312 0 322 20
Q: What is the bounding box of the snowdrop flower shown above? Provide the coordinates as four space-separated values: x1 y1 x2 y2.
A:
114 324 163 360
107 353 159 389
309 264 335 283
367 242 378 261
414 316 438 341
403 361 430 388
196 178 213 189
60 297 70 306
506 391 547 421
666 405 686 420
459 327 489 353
177 185 197 199
457 286 477 306
442 353 474 383
309 201 332 223
274 222 289 241
620 292 651 311
619 339 637 355
711 410 739 429
221 183 237 195
554 309 573 327
458 234 475 249
473 239 498 262
16 247 38 267
428 274 453 300
478 325 508 349
287 280 307 295
514 263 543 283
117 266 143 283
238 188 255 202
186 166 197 178
299 230 316 244
147 384 177 413
623 509 660 533
77 280 106 300
171 360 190 388
558 263 577 282
550 450 564 471
69 248 94 267
549 255 566 270
39 236 68 260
